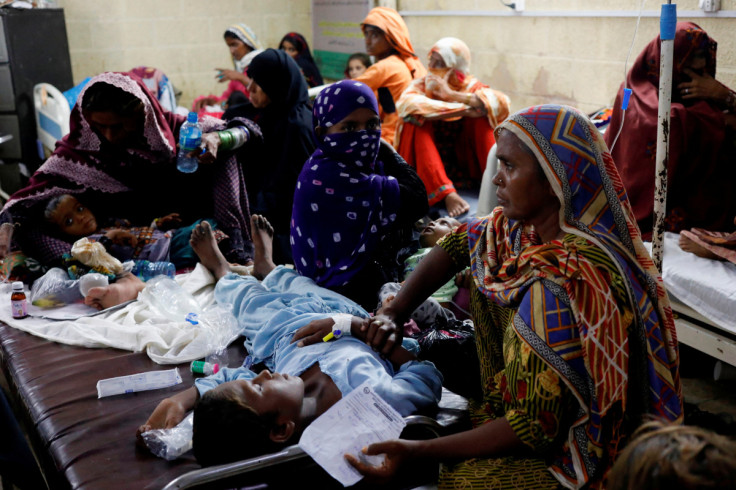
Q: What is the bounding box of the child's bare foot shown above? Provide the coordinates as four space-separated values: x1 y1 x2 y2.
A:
679 232 722 261
84 273 145 310
251 214 276 280
190 221 231 280
444 192 470 217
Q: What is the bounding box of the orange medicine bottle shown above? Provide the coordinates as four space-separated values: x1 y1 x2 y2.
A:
11 281 27 319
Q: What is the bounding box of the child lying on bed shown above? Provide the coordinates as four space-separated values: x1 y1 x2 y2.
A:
379 216 471 330
137 215 443 466
45 194 227 268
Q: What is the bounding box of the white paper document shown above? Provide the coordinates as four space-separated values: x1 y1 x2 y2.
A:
298 381 406 487
97 368 182 398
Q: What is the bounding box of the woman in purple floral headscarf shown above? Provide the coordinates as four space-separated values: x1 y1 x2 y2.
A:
290 80 427 309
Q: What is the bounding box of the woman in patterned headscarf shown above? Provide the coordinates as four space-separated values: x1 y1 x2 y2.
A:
0 72 261 266
290 80 426 309
606 22 736 239
352 7 426 146
192 23 264 116
347 105 683 489
395 37 511 217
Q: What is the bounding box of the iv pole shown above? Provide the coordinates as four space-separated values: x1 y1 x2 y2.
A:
651 1 677 272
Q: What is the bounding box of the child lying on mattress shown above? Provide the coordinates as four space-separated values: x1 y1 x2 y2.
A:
137 215 443 466
44 194 227 269
379 216 473 330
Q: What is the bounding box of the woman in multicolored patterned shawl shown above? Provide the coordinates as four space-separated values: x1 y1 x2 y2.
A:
347 105 682 489
290 80 426 309
0 72 260 266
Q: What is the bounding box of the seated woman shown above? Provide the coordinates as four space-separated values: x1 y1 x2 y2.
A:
245 49 316 263
290 80 427 310
0 72 260 267
192 23 263 117
606 22 736 240
395 37 511 217
138 216 443 466
343 105 682 488
352 7 426 146
279 32 324 88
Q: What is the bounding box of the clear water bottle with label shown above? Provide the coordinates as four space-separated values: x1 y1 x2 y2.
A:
177 112 202 173
132 260 176 282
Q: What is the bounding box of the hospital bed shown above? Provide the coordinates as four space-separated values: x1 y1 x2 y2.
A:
647 233 736 368
0 304 468 489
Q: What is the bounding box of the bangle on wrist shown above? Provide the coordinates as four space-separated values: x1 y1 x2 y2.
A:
218 127 249 151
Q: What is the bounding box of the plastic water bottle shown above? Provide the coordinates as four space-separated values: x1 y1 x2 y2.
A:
132 260 176 282
177 112 202 173
140 276 202 323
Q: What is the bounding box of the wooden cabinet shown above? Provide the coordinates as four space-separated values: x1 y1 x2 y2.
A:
0 8 72 170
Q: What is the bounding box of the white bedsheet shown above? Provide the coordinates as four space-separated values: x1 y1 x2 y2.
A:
649 232 736 335
0 264 244 364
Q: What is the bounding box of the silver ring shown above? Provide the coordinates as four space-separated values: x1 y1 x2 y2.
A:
685 88 689 94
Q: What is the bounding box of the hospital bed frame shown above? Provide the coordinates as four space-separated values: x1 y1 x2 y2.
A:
670 299 736 368
161 415 451 490
0 318 468 489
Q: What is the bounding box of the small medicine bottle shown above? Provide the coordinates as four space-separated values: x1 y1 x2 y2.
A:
11 281 28 319
190 360 220 376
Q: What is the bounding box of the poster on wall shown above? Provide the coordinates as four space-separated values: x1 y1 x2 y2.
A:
312 0 372 80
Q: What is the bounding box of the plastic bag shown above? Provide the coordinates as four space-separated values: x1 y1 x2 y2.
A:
30 268 82 307
415 316 481 400
71 237 124 276
138 278 240 366
139 276 202 323
199 303 241 368
141 412 193 461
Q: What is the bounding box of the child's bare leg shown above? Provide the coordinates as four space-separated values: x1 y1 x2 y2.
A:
444 192 470 218
251 214 276 280
679 233 722 261
190 221 231 280
84 273 145 310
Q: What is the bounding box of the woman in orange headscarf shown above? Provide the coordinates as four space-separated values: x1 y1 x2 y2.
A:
352 7 425 146
395 37 510 217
